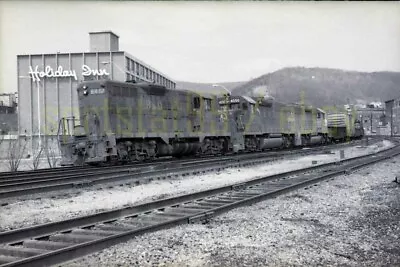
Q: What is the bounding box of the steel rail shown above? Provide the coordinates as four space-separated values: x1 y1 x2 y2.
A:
0 140 397 267
0 156 232 187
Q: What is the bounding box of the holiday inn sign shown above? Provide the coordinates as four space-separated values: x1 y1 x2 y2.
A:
28 65 110 82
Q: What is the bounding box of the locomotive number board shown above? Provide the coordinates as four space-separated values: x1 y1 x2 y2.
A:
90 88 105 95
218 98 240 104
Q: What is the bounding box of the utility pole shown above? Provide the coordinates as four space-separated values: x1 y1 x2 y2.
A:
370 112 373 135
391 104 393 137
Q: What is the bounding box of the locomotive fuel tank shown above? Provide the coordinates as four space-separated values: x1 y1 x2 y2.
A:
259 137 284 149
309 136 323 145
157 142 201 156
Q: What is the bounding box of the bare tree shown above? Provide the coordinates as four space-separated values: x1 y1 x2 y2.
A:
0 134 5 161
44 136 59 168
31 143 44 170
7 137 27 172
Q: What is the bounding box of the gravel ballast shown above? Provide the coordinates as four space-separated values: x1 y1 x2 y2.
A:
62 151 400 266
0 140 393 231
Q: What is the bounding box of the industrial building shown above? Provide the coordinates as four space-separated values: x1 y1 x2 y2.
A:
385 97 400 136
17 31 175 142
0 93 18 134
356 105 385 135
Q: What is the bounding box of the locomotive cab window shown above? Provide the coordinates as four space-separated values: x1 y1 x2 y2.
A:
250 103 255 113
193 97 201 109
229 103 240 110
204 98 212 111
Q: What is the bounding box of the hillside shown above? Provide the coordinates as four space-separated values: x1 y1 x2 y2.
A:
176 81 246 95
232 67 400 107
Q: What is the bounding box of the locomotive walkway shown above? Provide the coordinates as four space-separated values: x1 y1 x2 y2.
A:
0 137 398 267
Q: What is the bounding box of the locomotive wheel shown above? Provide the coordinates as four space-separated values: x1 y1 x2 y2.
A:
135 153 147 161
283 136 290 149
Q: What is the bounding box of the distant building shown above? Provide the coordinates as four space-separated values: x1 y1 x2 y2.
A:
385 97 400 136
0 93 18 134
356 106 385 135
0 93 17 114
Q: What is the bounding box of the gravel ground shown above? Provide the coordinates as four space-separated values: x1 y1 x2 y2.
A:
0 140 393 231
62 153 400 267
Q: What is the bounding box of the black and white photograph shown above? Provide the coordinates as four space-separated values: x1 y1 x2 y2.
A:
0 1 399 266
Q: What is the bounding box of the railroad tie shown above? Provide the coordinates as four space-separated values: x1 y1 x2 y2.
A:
71 228 122 237
0 246 49 258
95 223 138 232
0 255 24 265
22 240 71 250
49 233 101 244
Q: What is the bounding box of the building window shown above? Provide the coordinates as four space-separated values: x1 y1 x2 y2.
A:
135 62 139 75
126 58 130 71
140 65 144 76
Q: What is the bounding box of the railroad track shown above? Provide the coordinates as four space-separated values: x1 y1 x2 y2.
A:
0 138 374 200
0 138 397 267
0 136 371 180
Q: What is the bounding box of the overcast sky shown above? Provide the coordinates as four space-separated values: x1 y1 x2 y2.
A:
0 1 399 93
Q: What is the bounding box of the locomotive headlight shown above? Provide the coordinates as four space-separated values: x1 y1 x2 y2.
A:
83 86 89 96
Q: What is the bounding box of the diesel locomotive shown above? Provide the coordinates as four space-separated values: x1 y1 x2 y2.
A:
57 80 362 166
327 110 364 142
